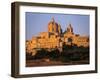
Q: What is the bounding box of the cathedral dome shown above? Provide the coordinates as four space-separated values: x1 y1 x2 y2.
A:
48 17 62 34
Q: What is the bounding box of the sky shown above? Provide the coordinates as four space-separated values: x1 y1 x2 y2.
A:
26 12 89 40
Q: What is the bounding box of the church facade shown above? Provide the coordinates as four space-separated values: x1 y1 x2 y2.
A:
26 18 89 56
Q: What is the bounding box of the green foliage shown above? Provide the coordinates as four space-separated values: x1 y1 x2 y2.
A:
34 48 48 59
26 52 34 60
26 44 89 63
48 49 60 61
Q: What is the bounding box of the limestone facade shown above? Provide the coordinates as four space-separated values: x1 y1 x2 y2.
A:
26 18 89 56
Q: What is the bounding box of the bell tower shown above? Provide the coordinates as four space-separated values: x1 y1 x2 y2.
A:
66 24 73 34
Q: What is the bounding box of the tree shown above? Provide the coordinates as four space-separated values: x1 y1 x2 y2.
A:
34 48 48 59
48 49 60 61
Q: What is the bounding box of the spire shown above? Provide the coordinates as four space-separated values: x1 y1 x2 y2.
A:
66 23 73 33
68 23 72 28
51 17 55 23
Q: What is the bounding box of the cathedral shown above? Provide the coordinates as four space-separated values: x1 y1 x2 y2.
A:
26 18 89 56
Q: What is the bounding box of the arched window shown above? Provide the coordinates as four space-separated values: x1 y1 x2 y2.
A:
67 38 72 43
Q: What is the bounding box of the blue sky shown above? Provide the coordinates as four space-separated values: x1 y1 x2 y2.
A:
26 12 89 40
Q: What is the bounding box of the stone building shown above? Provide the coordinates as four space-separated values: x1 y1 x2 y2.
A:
26 18 89 56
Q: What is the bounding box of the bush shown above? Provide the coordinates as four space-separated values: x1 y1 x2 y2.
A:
48 49 61 61
26 53 35 60
34 48 48 59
